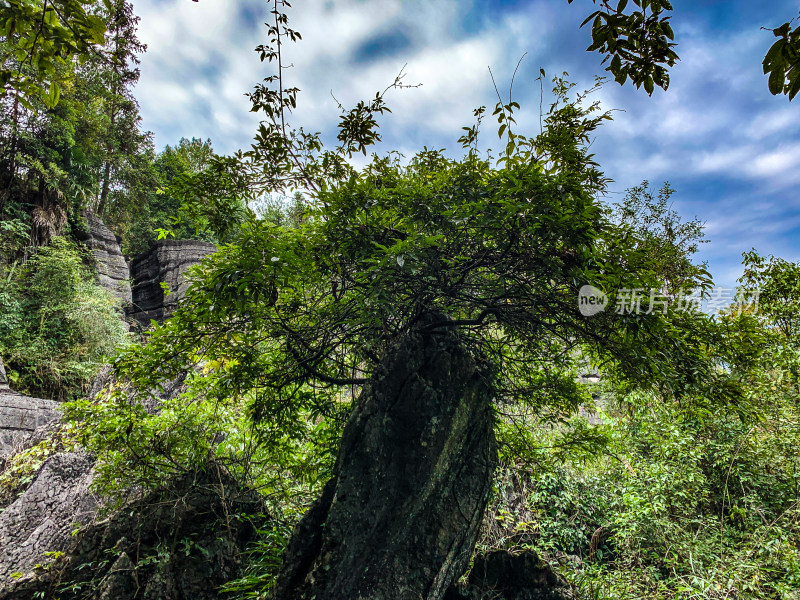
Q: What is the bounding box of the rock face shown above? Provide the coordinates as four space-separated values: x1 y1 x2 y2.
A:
457 551 573 600
0 452 98 594
83 211 132 305
0 367 215 599
0 388 61 456
128 240 216 327
0 460 266 600
80 213 216 327
272 317 497 600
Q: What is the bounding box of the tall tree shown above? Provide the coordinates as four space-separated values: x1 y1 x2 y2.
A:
89 0 148 216
0 0 154 246
126 137 218 255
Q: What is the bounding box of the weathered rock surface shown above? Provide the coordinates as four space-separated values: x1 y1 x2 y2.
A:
272 317 497 600
128 240 216 327
454 550 573 600
0 452 98 591
0 388 61 456
83 211 132 305
0 462 266 600
0 363 248 599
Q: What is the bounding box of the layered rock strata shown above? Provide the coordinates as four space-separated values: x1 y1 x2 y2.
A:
0 392 61 456
83 212 132 305
127 240 216 327
0 358 61 456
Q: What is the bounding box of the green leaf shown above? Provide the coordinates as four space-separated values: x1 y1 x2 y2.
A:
763 39 787 71
774 23 791 38
768 65 786 95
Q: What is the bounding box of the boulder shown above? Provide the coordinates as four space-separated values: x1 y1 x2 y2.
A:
0 452 98 593
0 388 61 457
272 317 497 600
447 551 573 600
0 361 253 599
0 459 265 600
128 240 216 328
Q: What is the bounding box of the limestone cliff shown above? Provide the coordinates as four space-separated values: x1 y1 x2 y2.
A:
127 240 216 328
81 213 216 329
82 212 132 306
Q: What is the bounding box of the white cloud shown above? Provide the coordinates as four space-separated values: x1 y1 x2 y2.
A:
695 147 752 175
746 106 800 140
747 144 800 179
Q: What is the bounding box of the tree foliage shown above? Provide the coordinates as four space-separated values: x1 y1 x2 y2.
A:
763 12 800 101
70 2 741 507
0 0 153 245
612 180 708 295
569 1 800 101
568 0 678 94
0 0 106 109
0 236 128 399
15 1 796 597
481 251 800 599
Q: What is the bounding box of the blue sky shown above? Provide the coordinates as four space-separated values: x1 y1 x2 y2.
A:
131 0 800 287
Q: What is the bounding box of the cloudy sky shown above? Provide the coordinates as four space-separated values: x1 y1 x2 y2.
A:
131 0 800 288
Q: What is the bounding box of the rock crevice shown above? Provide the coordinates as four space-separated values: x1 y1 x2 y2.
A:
82 212 216 329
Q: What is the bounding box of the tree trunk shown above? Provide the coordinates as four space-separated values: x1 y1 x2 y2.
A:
97 161 111 215
272 317 497 600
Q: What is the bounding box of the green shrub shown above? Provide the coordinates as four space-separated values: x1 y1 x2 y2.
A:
481 396 800 600
0 236 129 400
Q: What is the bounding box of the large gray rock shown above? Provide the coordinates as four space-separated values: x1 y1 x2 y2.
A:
127 240 216 328
83 212 132 306
0 452 98 591
272 316 497 600
0 389 61 456
0 458 266 600
446 551 573 600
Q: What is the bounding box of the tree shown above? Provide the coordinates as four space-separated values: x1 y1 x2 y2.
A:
0 0 155 249
89 0 148 216
68 6 746 599
612 180 709 295
125 137 241 255
130 138 214 246
0 0 106 108
90 136 733 597
739 250 800 342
